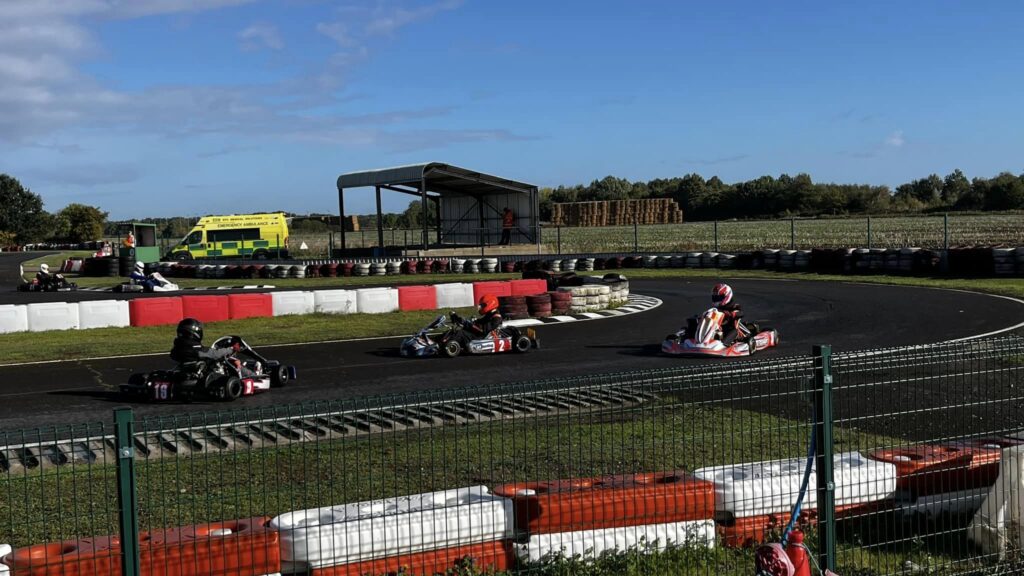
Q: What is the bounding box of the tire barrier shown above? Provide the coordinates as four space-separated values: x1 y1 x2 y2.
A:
269 486 512 569
498 295 528 320
355 287 399 314
0 305 29 334
514 520 716 562
435 283 474 309
129 297 184 327
397 285 437 312
694 452 896 518
182 295 231 324
310 541 513 576
313 290 358 315
228 294 273 320
270 292 315 316
525 293 551 318
493 471 715 534
78 300 130 330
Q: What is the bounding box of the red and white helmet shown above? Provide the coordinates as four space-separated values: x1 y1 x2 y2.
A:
711 283 733 306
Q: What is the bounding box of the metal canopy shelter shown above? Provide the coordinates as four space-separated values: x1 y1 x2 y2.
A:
336 162 539 252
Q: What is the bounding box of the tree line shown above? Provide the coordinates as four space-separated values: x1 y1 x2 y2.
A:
539 169 1024 222
0 174 108 245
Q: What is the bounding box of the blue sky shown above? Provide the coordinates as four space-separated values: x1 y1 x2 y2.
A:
2 0 1022 219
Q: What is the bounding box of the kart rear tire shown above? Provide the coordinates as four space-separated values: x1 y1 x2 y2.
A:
443 340 462 358
221 377 243 401
270 365 289 388
514 335 532 353
128 373 147 386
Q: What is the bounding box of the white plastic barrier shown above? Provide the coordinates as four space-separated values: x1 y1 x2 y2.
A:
0 305 28 334
314 290 358 315
969 445 1024 559
515 520 715 563
435 283 475 309
78 300 130 329
0 543 10 576
694 452 896 518
271 486 512 568
355 287 399 314
27 302 80 332
272 291 315 316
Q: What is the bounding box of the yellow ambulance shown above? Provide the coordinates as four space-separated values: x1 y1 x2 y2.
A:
169 213 290 260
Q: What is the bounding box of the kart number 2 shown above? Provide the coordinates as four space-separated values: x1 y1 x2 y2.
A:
153 382 170 400
495 339 507 352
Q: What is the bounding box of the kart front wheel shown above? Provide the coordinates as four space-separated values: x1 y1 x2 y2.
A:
270 365 289 388
514 335 532 353
443 340 463 358
220 377 243 401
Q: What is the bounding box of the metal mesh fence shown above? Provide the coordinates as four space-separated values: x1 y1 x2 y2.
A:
2 336 1023 575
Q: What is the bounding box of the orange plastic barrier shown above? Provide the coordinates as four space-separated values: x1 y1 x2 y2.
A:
471 281 512 305
717 504 878 548
141 516 280 576
939 437 1024 492
493 471 715 534
509 279 548 297
227 294 272 320
869 445 983 496
4 536 120 576
180 296 230 324
311 540 512 576
397 285 437 311
129 297 184 327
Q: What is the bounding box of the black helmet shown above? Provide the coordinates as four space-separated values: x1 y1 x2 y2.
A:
177 318 203 341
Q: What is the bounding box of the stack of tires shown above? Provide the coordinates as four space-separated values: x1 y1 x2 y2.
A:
84 256 119 277
498 295 529 320
549 290 572 316
526 293 552 318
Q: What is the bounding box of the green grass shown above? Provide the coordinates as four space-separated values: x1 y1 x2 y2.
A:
2 401 1006 575
17 250 94 277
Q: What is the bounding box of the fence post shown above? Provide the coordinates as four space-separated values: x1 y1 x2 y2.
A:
867 217 872 249
813 345 836 573
714 221 719 252
633 219 639 253
114 407 140 576
943 213 949 251
790 218 796 250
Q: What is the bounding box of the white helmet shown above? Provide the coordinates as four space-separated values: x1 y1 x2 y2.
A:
40 263 49 273
134 262 144 273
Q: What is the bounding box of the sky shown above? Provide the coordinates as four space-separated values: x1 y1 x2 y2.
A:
1 0 1023 219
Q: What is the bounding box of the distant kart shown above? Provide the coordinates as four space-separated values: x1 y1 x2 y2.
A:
119 336 295 402
400 312 539 358
115 272 180 293
17 275 77 292
662 308 779 358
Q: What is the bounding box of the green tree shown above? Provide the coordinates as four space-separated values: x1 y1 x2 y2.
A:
58 204 108 242
0 174 51 242
983 172 1024 210
942 169 971 207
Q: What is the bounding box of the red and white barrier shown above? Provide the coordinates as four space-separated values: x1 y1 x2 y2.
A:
397 285 437 311
515 520 715 562
182 295 230 323
130 297 184 327
472 281 512 304
78 300 130 329
355 288 399 314
435 283 474 309
271 292 315 316
0 305 28 334
229 293 273 320
309 541 512 576
313 290 357 314
27 302 80 332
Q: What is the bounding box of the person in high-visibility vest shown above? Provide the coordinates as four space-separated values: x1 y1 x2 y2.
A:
500 207 514 245
123 231 136 248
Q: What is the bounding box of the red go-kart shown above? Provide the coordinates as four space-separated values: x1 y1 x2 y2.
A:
662 308 779 357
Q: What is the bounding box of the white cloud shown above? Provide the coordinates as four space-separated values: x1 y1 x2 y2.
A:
316 21 356 47
365 0 463 36
885 130 905 148
238 23 284 51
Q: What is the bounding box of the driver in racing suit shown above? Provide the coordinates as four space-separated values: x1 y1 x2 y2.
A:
711 283 753 344
170 318 255 376
130 262 158 291
453 294 503 349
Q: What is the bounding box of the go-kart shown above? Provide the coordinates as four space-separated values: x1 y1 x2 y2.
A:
662 307 779 357
119 336 296 402
400 312 540 358
17 274 78 292
115 272 180 293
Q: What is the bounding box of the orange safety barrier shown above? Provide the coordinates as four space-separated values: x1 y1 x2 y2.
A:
869 445 984 496
939 437 1024 491
397 285 437 311
227 294 273 320
717 504 880 548
4 536 120 576
140 516 280 576
311 540 512 576
509 279 548 297
129 297 184 327
493 471 715 534
180 296 230 324
471 281 512 305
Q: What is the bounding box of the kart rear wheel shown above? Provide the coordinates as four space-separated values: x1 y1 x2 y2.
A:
443 340 462 358
220 377 243 401
270 365 289 388
514 335 532 353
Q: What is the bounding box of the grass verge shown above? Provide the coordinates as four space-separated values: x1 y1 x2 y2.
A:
0 400 999 575
16 251 94 277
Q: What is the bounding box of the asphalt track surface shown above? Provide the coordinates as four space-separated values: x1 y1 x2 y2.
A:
1 278 1023 432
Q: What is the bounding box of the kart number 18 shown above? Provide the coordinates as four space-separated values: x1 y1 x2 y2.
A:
153 382 170 400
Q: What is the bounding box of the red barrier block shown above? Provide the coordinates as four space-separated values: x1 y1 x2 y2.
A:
509 279 548 297
181 296 230 324
312 541 512 576
4 537 120 576
717 504 881 548
140 516 280 576
868 445 975 496
398 285 437 311
493 471 715 534
228 293 272 320
472 281 512 304
129 297 184 327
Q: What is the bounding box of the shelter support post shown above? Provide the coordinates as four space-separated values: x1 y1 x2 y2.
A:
376 186 385 250
421 177 429 251
337 186 347 253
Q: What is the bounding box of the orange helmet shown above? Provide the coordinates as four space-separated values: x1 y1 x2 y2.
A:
478 294 499 315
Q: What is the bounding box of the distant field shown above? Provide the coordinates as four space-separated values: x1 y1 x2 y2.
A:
285 213 1024 256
